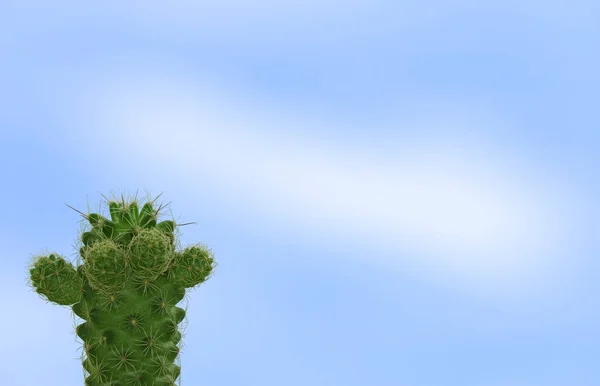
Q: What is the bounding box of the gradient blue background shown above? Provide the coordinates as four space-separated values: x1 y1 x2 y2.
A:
1 1 599 385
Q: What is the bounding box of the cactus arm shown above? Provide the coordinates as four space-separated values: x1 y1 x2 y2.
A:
28 254 83 306
166 244 216 289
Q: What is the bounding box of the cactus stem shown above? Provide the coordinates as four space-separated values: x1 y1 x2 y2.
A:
27 192 215 385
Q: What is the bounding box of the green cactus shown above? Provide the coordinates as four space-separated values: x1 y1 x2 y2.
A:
26 192 216 385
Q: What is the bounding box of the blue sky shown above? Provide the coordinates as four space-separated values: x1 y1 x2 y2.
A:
1 1 599 385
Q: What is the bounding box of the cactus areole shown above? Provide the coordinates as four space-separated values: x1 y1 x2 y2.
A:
27 193 216 385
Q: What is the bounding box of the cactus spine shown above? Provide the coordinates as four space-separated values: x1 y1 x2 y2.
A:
27 192 216 385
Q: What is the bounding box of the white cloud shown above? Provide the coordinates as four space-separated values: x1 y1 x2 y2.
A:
53 63 579 296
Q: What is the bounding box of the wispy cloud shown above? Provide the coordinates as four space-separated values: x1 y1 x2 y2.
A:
46 62 581 297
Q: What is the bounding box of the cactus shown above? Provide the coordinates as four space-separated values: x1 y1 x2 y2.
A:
26 192 216 385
